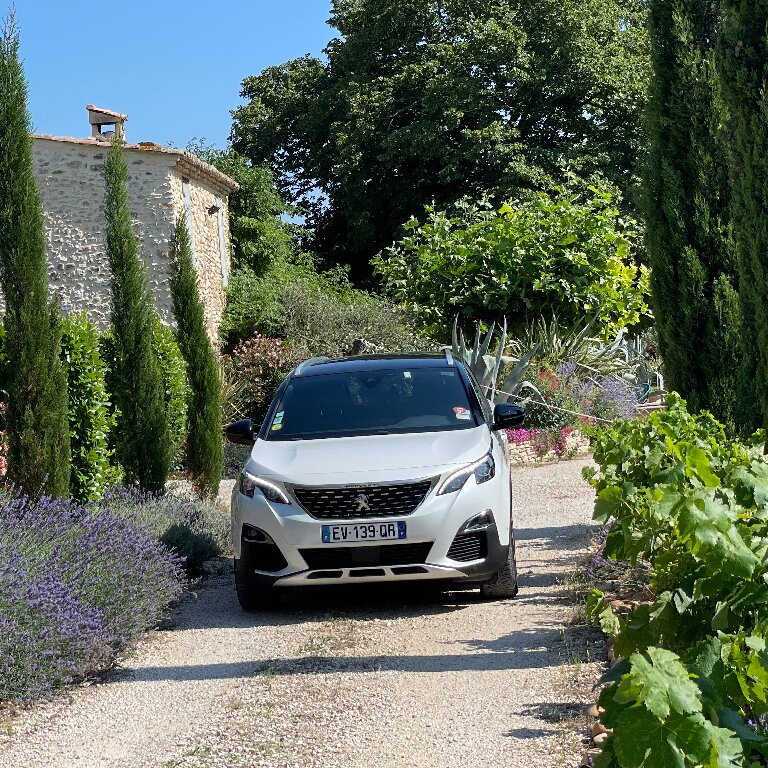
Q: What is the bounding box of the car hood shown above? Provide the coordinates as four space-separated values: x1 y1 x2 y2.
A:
247 427 491 485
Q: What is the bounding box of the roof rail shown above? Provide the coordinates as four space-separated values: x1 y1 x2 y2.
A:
444 348 455 366
294 356 332 376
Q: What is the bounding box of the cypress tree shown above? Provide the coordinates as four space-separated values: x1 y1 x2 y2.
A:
0 14 70 497
169 216 223 500
717 0 768 436
104 139 170 491
644 0 742 430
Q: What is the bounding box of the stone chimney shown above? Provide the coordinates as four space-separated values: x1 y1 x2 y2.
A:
86 105 128 142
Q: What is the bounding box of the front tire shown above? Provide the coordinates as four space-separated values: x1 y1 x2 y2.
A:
234 557 275 612
480 532 518 599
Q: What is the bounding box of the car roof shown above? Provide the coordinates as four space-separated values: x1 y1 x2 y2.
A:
292 353 458 377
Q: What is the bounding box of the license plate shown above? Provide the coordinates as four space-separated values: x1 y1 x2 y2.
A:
321 521 407 543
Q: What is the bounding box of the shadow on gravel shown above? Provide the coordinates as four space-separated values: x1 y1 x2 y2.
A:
125 624 602 682
514 523 597 551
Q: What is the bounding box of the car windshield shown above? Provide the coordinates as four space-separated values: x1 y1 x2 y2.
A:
266 367 479 440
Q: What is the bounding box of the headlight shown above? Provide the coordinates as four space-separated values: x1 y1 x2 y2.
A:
239 472 291 504
437 453 496 495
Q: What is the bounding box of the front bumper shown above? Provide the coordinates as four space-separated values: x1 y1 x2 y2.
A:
231 472 511 589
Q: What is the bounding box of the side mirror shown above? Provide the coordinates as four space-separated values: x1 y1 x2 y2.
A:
225 418 255 445
492 403 525 431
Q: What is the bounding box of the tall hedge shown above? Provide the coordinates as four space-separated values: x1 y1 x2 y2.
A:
104 139 170 491
644 0 742 430
169 217 223 500
0 16 70 497
717 0 768 435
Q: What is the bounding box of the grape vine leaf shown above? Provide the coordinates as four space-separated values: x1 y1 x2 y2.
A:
617 648 702 719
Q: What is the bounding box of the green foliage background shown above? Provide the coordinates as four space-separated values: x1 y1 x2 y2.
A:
60 313 119 502
374 189 649 338
232 0 649 277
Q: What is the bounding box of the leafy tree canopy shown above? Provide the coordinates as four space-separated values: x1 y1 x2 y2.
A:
231 0 649 277
373 188 650 339
188 140 295 275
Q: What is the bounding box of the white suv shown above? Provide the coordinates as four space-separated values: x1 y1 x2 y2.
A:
226 353 525 611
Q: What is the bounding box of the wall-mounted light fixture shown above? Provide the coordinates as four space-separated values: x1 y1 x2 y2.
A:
207 204 221 215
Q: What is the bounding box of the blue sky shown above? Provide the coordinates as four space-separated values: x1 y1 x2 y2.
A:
14 1 333 150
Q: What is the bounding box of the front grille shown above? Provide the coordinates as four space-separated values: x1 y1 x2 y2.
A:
299 542 433 570
292 479 433 520
447 532 488 562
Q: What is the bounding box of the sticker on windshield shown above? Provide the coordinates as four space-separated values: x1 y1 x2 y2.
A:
274 411 284 424
453 406 471 420
271 423 283 431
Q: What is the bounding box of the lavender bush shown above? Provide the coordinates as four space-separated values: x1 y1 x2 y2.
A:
0 492 183 701
97 487 230 576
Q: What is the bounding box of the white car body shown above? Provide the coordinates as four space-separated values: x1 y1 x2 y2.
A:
228 354 522 608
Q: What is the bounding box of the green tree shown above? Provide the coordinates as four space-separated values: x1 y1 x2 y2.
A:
644 0 742 430
717 0 768 435
232 0 649 277
169 217 223 500
187 140 293 275
0 14 70 497
104 139 170 492
374 189 649 338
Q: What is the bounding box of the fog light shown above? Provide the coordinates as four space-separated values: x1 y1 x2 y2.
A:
460 510 494 533
242 524 275 544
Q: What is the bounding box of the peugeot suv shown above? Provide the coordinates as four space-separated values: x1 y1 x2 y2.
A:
225 353 525 611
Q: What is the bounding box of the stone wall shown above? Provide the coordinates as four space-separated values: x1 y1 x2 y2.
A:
507 430 591 466
0 137 232 343
168 168 231 340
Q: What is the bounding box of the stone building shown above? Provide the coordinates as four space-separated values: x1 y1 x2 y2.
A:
25 106 238 340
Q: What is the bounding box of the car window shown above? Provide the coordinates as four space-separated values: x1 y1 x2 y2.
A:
266 368 479 440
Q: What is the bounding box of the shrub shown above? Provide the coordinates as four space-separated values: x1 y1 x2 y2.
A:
99 487 229 577
374 189 650 339
221 253 432 354
522 364 637 430
0 491 182 701
222 334 296 423
583 395 768 763
60 313 119 502
169 216 223 500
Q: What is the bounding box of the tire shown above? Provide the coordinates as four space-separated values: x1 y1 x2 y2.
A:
480 530 518 599
234 557 275 612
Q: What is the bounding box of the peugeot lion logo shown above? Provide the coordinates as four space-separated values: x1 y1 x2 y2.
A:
355 493 371 512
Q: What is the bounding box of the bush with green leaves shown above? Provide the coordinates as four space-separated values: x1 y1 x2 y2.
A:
60 313 119 502
101 322 190 473
374 189 650 339
222 334 296 424
583 395 768 764
221 252 430 355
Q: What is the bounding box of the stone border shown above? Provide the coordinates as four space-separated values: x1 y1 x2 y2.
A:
507 429 591 466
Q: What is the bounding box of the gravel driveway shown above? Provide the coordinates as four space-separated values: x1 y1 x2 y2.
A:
0 458 602 768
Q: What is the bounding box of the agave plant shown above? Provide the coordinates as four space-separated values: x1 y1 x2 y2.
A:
506 314 637 379
450 317 542 405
